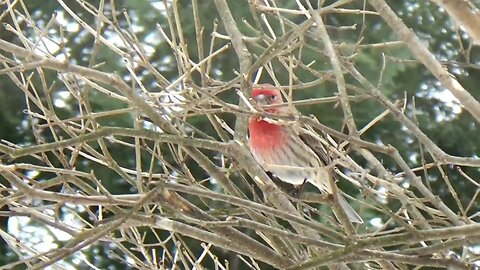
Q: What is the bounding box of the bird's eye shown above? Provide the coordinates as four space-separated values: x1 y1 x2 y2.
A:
270 95 276 100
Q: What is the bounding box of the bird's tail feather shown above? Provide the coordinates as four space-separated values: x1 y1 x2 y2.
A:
308 177 363 223
335 193 363 224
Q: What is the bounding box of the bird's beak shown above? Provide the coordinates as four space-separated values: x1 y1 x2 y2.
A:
253 94 268 106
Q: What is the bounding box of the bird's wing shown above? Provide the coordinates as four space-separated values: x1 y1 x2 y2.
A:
298 127 364 224
297 127 333 166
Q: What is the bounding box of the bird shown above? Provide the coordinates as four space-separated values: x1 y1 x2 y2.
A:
248 84 363 223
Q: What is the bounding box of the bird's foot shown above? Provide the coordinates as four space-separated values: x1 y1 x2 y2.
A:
291 178 308 198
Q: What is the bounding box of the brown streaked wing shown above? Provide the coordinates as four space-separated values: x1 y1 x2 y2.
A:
298 131 332 165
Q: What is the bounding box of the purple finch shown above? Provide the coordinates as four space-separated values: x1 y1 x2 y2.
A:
248 85 363 223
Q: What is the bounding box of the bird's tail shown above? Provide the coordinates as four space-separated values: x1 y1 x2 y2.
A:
308 173 363 224
334 193 363 224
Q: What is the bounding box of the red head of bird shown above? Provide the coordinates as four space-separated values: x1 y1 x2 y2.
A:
251 85 283 114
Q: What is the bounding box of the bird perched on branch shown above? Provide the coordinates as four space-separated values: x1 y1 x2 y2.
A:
248 84 363 223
